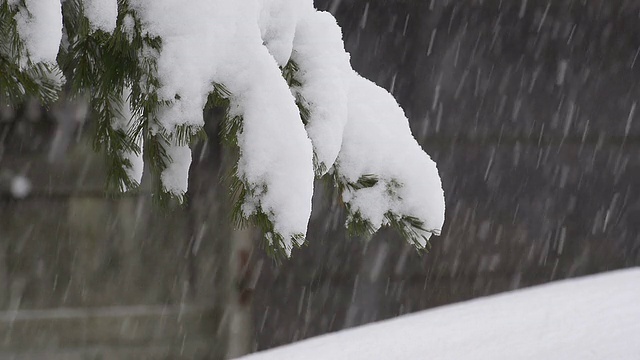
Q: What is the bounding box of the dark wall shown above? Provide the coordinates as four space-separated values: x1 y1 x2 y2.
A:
0 103 230 358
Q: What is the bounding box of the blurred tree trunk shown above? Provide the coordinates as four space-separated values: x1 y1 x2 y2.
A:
194 105 259 359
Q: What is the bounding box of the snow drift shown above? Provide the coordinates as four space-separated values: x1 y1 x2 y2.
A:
239 268 640 359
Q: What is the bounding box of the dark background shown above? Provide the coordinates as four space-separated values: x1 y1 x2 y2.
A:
1 0 639 358
253 0 640 350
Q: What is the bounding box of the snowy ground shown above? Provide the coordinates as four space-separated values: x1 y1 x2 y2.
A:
239 268 640 359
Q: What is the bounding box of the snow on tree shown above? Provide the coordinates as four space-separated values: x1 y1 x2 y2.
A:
0 0 445 257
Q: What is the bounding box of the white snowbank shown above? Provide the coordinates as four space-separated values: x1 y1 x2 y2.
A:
239 268 640 360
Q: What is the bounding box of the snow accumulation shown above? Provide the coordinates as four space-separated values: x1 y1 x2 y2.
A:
239 268 640 360
82 0 117 33
14 0 62 65
129 0 444 253
131 0 316 249
291 10 352 175
339 75 445 244
113 87 144 190
11 0 445 253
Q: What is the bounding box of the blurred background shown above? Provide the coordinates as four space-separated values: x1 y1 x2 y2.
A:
1 0 640 358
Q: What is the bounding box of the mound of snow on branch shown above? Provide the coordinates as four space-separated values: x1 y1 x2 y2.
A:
14 0 62 65
9 0 445 253
82 0 117 33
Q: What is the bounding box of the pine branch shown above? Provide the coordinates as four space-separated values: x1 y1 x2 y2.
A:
58 0 206 200
286 58 434 251
332 171 436 251
282 59 324 177
0 2 62 105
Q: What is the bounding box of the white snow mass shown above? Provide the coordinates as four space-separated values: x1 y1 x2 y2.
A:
338 74 445 244
291 10 352 174
15 0 63 65
10 175 32 199
8 0 445 252
82 0 118 33
113 88 144 190
239 268 640 360
131 0 317 249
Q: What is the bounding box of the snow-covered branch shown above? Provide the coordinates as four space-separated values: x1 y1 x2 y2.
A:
1 0 445 256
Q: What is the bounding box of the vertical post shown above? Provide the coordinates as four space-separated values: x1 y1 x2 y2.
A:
226 227 257 358
0 243 7 309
